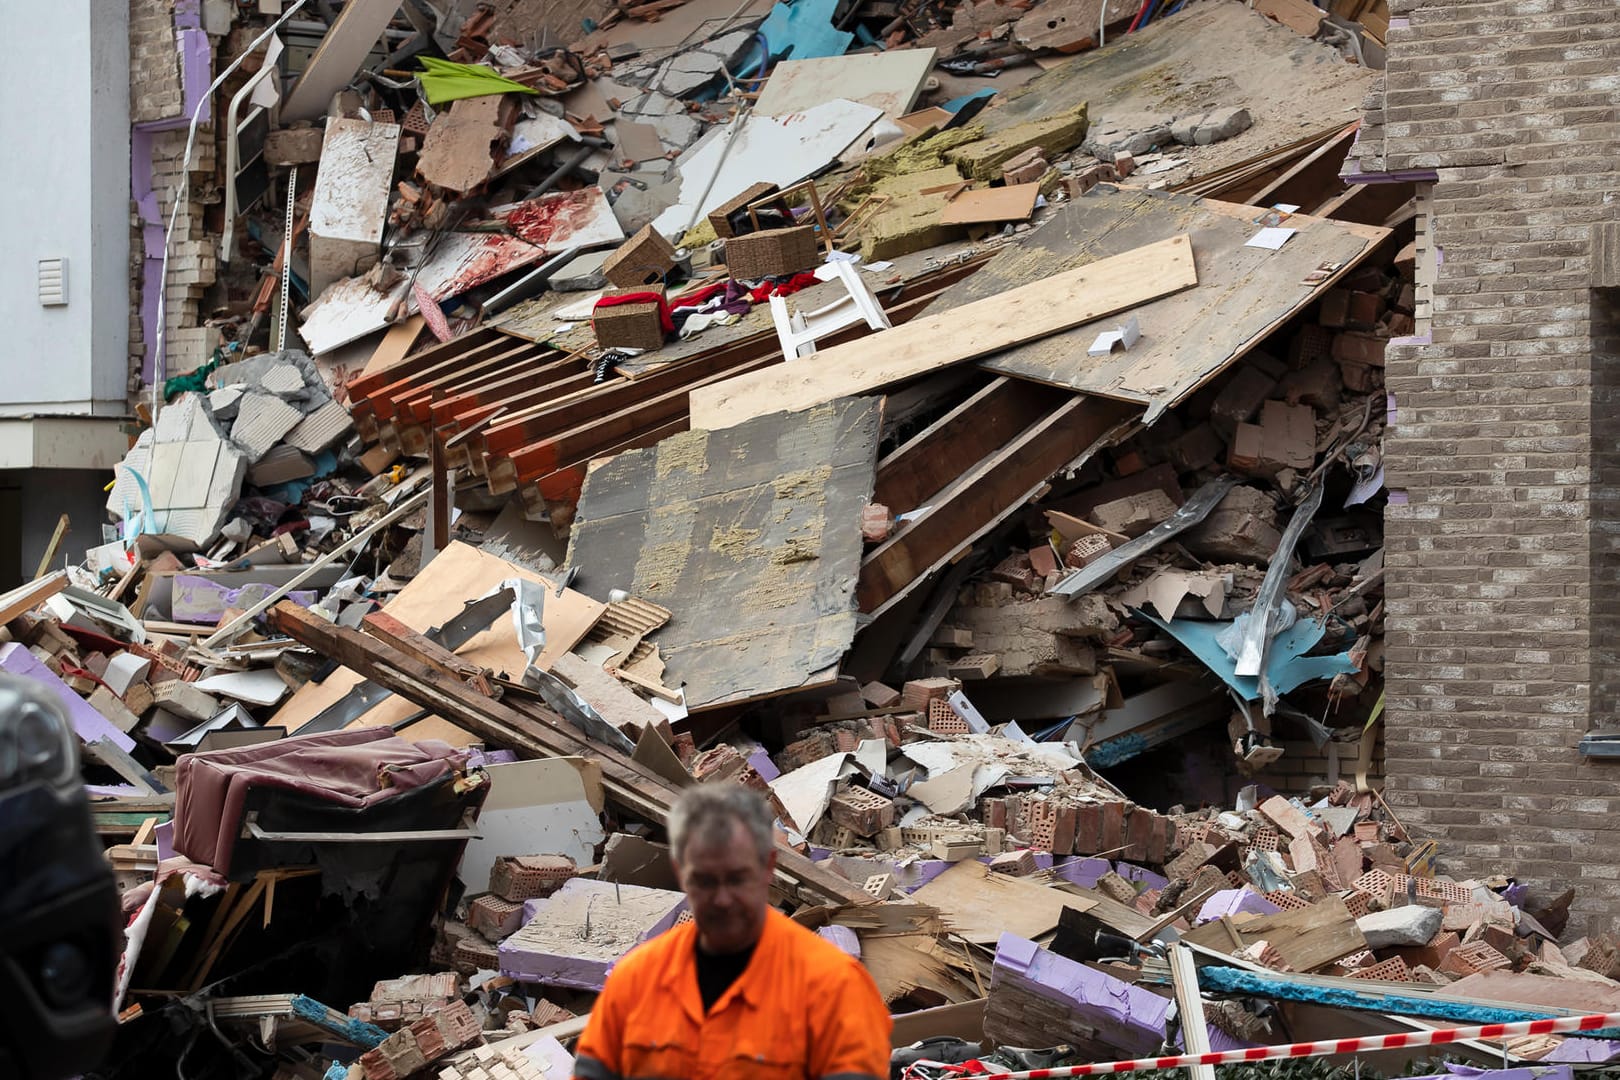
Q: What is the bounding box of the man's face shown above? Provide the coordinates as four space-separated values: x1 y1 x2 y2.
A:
673 819 776 955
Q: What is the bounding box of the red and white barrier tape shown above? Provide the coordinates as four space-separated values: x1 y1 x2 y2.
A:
966 1009 1620 1079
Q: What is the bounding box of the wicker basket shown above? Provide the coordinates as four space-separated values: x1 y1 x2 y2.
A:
593 286 667 351
708 181 780 238
723 224 819 279
602 224 676 288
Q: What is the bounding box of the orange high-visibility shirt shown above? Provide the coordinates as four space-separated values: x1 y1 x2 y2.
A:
573 908 892 1080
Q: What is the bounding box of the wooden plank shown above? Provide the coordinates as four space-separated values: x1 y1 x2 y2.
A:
373 340 546 422
859 395 1137 617
0 571 69 625
565 398 882 711
1254 0 1326 37
687 234 1197 431
551 652 667 735
360 317 428 380
347 328 504 404
496 356 780 491
912 859 1093 945
1228 896 1365 972
1248 123 1359 212
353 334 515 420
269 603 870 907
874 377 1053 514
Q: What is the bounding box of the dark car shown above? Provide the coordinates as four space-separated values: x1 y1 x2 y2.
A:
0 675 121 1079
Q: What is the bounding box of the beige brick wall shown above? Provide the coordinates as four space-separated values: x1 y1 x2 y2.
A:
1368 0 1620 933
130 0 183 124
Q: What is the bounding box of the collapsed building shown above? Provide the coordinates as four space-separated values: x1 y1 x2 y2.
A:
3 0 1620 1076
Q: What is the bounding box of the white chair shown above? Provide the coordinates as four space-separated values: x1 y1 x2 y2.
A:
768 259 892 362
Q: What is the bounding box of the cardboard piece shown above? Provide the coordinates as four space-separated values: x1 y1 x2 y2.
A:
939 183 1041 225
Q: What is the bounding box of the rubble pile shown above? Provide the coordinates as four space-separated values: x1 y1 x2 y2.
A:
15 0 1603 1076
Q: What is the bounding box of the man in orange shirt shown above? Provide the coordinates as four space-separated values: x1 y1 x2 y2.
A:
573 783 892 1080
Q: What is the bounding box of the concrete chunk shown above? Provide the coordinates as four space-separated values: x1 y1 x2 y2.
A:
309 118 400 296
1357 905 1444 949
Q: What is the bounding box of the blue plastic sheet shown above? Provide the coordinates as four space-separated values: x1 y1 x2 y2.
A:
758 0 853 61
1137 610 1358 701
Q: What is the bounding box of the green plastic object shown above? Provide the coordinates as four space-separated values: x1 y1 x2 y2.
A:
416 57 538 105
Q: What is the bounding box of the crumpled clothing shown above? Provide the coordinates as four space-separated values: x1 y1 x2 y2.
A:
678 310 743 339
747 272 821 303
670 279 753 334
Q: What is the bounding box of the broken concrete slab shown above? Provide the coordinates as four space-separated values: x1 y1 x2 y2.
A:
1171 107 1254 147
1357 905 1444 949
498 878 686 988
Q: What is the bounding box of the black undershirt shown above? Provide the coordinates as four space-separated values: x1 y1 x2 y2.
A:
695 940 756 1012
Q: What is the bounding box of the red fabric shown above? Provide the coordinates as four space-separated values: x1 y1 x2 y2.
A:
172 726 466 875
669 280 732 310
592 291 675 334
746 272 820 304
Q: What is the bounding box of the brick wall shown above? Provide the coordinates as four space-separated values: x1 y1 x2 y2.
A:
130 0 183 124
129 0 221 389
1262 735 1385 798
1364 0 1620 933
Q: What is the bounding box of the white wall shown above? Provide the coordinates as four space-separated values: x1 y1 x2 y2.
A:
0 0 130 417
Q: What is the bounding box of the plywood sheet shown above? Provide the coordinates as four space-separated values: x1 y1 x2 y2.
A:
564 398 883 711
272 541 604 738
688 233 1195 430
940 183 1041 225
926 188 1386 421
912 859 1093 944
754 50 938 122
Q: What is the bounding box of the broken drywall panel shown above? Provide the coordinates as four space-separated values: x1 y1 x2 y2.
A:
0 643 136 752
458 757 607 894
298 189 624 354
925 188 1386 421
499 878 686 988
650 99 883 238
769 751 856 836
309 118 401 297
754 50 938 123
564 397 883 711
987 934 1255 1057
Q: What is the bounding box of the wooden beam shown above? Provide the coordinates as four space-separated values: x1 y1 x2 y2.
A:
348 328 503 407
688 234 1197 431
0 570 69 625
281 0 409 122
534 418 688 505
1248 124 1358 212
1314 179 1417 228
858 395 1138 617
874 377 1053 514
268 603 871 907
